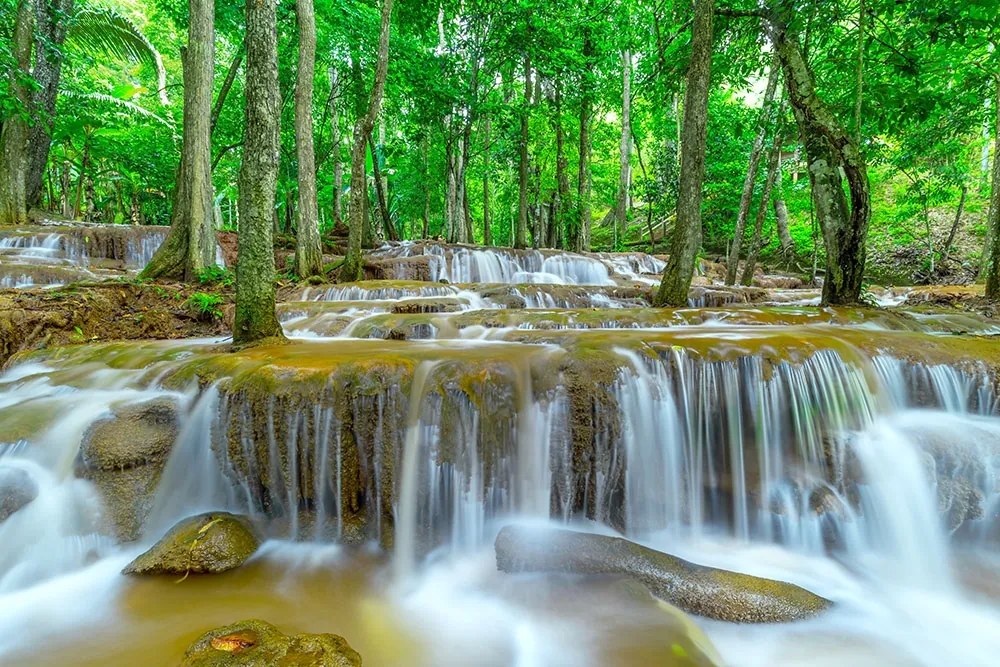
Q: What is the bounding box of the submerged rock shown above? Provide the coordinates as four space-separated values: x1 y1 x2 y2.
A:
78 397 180 541
123 512 259 576
181 619 361 667
0 466 37 523
495 525 832 623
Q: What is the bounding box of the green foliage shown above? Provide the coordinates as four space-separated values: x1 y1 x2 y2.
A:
184 292 224 321
196 265 236 288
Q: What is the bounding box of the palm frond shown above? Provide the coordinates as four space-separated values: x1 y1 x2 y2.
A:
63 90 174 129
68 7 170 106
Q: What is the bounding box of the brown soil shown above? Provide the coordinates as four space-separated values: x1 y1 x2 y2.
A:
0 281 230 368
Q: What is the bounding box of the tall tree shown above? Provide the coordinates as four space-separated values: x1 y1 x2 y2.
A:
574 26 594 252
768 2 870 305
655 0 713 307
0 0 34 226
341 0 394 282
294 0 323 279
985 75 1000 301
613 49 633 244
725 57 779 285
26 0 75 208
142 0 216 280
234 0 284 345
515 52 531 249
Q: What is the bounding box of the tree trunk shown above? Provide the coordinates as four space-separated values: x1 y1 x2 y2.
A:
142 0 216 281
330 67 344 228
854 0 865 145
655 0 713 307
342 0 393 282
483 115 492 245
73 134 91 219
614 49 632 244
26 0 75 209
554 83 569 250
725 56 779 284
740 135 782 285
211 46 244 136
234 0 284 345
985 76 1000 301
773 148 793 260
445 127 457 241
293 0 323 278
0 0 34 226
941 184 967 265
421 134 430 238
770 11 870 306
516 53 531 248
369 134 396 241
576 92 593 252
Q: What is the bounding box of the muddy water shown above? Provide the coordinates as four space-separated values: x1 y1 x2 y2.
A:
0 544 714 667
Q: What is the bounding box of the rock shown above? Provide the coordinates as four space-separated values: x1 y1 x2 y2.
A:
495 525 832 623
0 466 37 523
123 512 260 576
80 397 179 470
78 397 180 541
181 619 361 667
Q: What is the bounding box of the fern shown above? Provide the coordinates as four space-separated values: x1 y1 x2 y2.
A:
62 91 173 128
69 7 170 106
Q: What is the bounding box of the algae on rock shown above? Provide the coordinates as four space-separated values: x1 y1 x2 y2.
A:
181 619 361 667
123 512 260 575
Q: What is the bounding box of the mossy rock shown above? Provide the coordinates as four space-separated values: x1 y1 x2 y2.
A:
77 397 180 541
80 397 180 470
495 525 832 623
181 619 361 667
123 512 260 576
0 466 37 523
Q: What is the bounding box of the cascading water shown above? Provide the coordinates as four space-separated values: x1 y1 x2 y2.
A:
1 250 1000 665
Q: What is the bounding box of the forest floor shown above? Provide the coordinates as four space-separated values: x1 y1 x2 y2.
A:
0 280 231 367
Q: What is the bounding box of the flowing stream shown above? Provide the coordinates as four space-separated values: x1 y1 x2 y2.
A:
0 243 999 666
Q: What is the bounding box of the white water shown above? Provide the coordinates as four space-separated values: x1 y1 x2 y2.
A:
0 298 999 664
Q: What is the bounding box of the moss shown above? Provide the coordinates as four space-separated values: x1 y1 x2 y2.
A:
181 619 361 667
123 512 260 575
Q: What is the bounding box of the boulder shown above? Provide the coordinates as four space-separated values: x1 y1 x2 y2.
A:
495 525 832 623
80 397 179 470
181 619 361 667
0 466 37 523
123 512 260 576
78 397 180 541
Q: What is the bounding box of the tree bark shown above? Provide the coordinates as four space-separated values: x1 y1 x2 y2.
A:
234 0 284 345
773 148 793 260
516 53 531 248
940 184 967 266
985 76 1000 301
614 49 632 244
293 0 323 278
211 46 244 136
483 115 492 245
554 83 569 250
740 133 782 285
725 56 779 284
141 0 216 281
369 134 396 241
26 0 75 209
655 0 713 307
341 0 393 282
0 0 35 226
575 92 593 252
574 30 594 253
769 8 870 306
330 67 344 228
